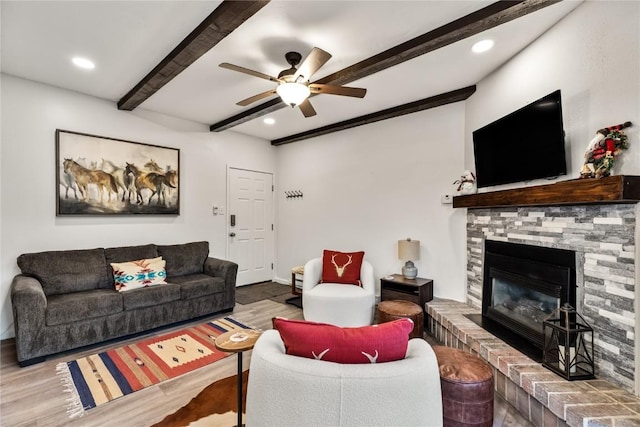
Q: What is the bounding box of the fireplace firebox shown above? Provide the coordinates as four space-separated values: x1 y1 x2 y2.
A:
468 240 576 361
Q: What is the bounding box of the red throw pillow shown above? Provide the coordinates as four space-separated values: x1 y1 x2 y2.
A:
272 317 413 364
321 250 365 286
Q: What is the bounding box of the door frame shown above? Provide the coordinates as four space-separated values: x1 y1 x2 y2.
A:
226 166 276 285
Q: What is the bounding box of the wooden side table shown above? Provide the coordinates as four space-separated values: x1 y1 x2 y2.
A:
215 329 262 427
380 274 433 313
291 265 304 295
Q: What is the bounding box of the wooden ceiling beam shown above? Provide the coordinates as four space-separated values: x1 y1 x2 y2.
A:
118 0 269 111
271 85 476 146
210 0 558 132
314 0 558 87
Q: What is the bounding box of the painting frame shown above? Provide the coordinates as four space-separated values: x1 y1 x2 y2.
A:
56 129 180 216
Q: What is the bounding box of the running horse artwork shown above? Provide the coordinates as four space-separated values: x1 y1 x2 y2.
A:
56 129 180 215
63 159 118 204
125 163 176 206
144 159 178 185
144 159 178 201
100 158 136 203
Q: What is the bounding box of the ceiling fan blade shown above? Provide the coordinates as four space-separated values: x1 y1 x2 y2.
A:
298 99 317 118
293 47 332 81
219 63 280 83
309 84 367 98
236 89 278 106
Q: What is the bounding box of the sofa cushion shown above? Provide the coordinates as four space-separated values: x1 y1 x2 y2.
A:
46 289 123 326
111 257 167 291
121 283 181 310
321 250 365 286
273 317 413 364
157 241 209 277
104 244 159 288
168 274 225 300
17 248 110 296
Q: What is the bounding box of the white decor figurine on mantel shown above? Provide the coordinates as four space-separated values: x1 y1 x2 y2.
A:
453 170 477 195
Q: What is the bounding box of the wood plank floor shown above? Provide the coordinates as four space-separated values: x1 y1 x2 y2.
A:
0 283 529 426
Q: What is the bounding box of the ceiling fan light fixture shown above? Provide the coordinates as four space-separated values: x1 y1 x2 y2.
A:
276 82 310 107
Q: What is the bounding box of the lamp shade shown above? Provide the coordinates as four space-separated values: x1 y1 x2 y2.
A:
276 82 310 107
398 239 420 261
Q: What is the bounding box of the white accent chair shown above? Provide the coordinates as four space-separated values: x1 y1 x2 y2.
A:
245 329 443 427
302 257 375 327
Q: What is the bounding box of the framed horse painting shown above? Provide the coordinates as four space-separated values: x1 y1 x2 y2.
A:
56 130 180 215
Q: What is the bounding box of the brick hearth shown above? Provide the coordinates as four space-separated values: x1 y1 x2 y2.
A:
427 298 640 427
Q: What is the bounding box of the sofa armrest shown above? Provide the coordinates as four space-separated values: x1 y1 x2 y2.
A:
11 274 47 363
204 257 238 287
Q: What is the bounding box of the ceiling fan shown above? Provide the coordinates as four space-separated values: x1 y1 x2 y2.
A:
219 47 367 117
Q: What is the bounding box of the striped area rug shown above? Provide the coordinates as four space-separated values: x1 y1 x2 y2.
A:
56 316 252 418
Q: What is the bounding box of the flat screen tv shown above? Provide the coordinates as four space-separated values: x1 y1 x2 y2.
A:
472 90 566 188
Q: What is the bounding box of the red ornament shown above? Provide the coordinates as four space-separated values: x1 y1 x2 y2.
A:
605 138 616 152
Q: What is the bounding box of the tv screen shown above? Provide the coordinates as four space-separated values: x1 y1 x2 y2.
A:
472 90 566 188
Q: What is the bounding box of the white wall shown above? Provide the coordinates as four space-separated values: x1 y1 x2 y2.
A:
0 74 277 339
275 102 468 301
465 0 640 185
463 0 640 392
273 1 640 305
3 0 637 342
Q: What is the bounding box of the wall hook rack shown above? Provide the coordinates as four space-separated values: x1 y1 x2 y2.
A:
285 190 303 199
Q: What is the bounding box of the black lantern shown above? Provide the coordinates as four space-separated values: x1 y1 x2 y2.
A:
542 303 595 380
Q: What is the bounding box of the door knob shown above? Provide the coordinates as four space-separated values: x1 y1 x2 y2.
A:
229 232 236 237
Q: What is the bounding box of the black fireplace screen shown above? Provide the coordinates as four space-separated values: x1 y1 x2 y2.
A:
478 241 576 359
491 274 560 331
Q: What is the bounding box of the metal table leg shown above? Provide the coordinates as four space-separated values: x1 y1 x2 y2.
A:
237 351 243 427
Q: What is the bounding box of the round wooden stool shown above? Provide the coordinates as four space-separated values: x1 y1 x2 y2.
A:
377 300 424 339
433 346 494 427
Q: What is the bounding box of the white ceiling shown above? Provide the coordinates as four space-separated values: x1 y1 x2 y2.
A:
1 0 582 142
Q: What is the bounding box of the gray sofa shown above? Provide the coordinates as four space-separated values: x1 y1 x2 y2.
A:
11 241 237 366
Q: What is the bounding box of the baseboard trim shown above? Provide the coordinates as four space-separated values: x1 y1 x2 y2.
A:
273 277 289 285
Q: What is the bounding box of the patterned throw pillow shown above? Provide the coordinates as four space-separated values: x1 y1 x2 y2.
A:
273 317 413 364
320 250 365 286
111 257 167 292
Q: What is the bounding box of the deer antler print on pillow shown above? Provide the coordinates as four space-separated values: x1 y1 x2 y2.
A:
321 250 365 286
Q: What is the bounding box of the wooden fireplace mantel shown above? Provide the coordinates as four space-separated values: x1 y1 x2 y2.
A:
453 175 640 208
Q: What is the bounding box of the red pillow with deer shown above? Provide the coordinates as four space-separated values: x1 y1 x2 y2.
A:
321 250 364 286
273 317 413 364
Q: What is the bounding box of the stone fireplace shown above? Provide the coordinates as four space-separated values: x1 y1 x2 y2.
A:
466 203 637 392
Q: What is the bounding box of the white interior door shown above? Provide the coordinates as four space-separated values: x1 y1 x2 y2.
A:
228 167 274 286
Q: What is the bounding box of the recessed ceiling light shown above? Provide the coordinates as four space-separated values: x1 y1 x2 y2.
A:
263 118 276 125
472 39 494 54
72 57 95 69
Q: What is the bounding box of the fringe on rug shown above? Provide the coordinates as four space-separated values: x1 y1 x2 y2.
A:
226 315 261 332
56 362 85 418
